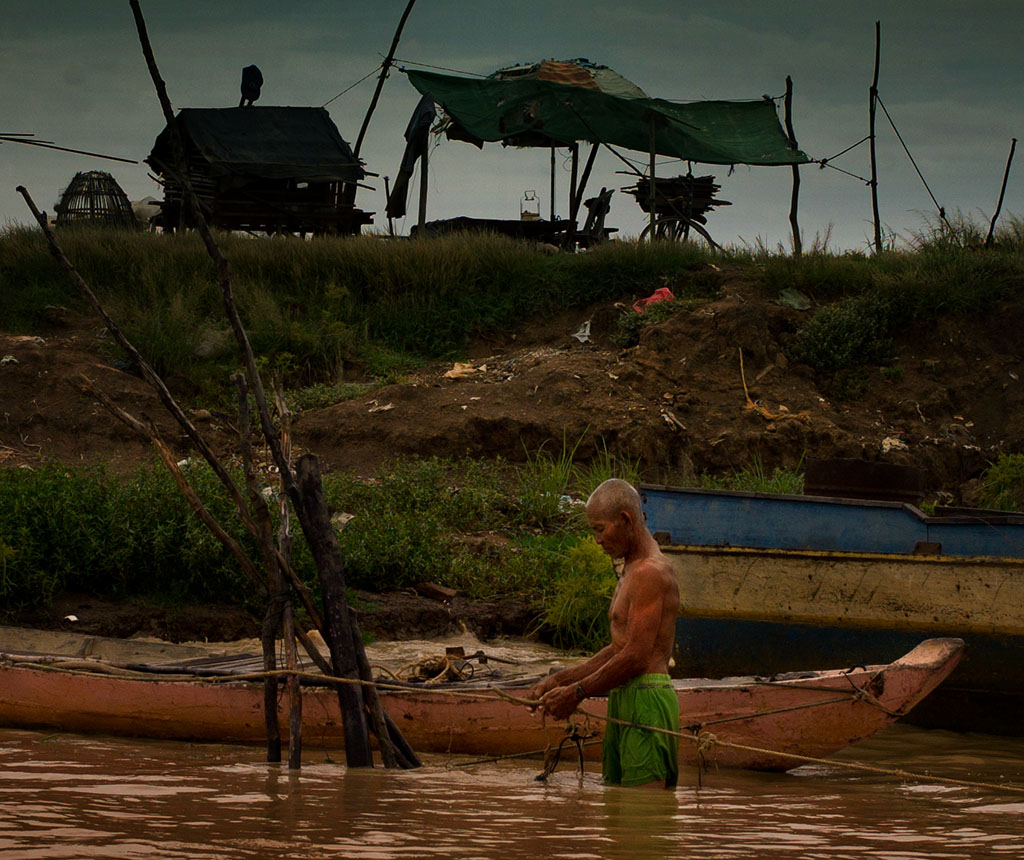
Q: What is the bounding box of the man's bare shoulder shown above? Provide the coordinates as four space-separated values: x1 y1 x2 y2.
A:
626 552 677 592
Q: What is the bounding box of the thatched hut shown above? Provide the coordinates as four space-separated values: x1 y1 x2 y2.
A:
146 107 372 235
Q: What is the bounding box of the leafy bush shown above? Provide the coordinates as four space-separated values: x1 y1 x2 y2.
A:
0 462 260 618
979 454 1024 512
538 537 617 652
787 294 894 374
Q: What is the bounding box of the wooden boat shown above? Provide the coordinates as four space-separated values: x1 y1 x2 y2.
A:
0 628 962 772
641 483 1024 734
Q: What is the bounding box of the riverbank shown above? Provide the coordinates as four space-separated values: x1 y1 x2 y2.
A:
2 223 1023 644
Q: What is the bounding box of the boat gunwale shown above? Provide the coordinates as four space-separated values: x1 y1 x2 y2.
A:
660 541 1024 567
639 482 1024 527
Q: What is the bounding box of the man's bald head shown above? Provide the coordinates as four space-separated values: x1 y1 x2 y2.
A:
587 478 644 522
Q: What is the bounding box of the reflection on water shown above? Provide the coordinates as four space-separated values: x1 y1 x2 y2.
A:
2 725 1023 859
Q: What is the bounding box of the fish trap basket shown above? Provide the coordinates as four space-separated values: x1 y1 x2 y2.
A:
55 170 138 229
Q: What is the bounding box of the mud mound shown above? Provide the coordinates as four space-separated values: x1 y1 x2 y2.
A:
3 289 1022 499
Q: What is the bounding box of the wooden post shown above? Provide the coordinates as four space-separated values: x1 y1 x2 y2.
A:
648 115 657 239
570 143 598 225
986 137 1017 248
352 0 418 159
869 20 883 254
784 75 802 257
295 454 373 768
417 142 428 233
282 601 302 769
342 0 418 207
569 143 579 230
383 175 396 237
549 146 556 221
274 383 302 770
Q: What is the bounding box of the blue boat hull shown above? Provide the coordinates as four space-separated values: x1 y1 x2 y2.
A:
641 483 1024 735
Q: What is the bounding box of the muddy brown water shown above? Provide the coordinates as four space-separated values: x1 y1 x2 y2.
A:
2 724 1023 859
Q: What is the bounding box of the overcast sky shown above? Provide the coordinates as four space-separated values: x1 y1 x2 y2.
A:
1 1 1021 250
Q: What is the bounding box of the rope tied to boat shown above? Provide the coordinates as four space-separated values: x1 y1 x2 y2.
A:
21 659 1024 795
534 718 598 782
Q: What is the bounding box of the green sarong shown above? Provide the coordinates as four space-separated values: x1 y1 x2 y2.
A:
602 673 679 788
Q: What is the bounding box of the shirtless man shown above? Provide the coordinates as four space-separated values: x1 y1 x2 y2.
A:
524 478 681 788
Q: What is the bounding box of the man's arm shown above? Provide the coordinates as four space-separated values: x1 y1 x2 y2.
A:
537 563 671 719
522 644 618 702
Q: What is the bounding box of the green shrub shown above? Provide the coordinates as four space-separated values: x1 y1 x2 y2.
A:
0 462 261 618
979 454 1024 512
787 294 894 374
538 537 617 652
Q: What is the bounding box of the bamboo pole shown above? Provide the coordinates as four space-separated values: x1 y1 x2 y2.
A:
570 143 598 225
569 143 579 231
383 175 396 237
417 143 428 233
784 75 802 257
869 20 883 254
352 0 418 159
648 115 657 239
233 374 284 764
549 146 556 221
274 383 302 770
985 137 1017 248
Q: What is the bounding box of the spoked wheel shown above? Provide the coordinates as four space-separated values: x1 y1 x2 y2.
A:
640 216 720 249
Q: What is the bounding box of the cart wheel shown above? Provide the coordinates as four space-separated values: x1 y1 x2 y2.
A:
640 216 719 248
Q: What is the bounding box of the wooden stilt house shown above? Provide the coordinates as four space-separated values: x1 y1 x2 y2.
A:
146 107 372 235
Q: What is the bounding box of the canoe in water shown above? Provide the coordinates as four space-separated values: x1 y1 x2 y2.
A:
0 635 962 772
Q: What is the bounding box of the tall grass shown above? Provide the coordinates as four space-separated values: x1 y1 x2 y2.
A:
4 219 1021 401
0 226 721 398
697 456 805 495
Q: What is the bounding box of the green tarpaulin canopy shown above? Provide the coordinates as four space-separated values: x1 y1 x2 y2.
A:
406 68 808 167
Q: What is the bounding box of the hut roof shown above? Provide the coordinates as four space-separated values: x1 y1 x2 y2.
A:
147 107 365 183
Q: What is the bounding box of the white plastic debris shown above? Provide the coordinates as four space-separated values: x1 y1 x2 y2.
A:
331 512 355 531
571 320 591 343
881 436 909 453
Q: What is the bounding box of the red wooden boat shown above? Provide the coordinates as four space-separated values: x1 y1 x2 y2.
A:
0 634 962 771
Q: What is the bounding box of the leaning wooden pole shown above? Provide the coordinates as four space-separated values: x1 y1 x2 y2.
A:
294 455 372 767
784 75 802 257
274 383 302 770
570 143 599 224
985 137 1017 248
869 20 883 254
352 0 418 160
129 0 375 767
417 142 429 233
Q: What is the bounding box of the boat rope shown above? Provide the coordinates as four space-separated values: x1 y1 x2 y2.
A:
15 659 1024 794
450 738 604 769
534 720 599 782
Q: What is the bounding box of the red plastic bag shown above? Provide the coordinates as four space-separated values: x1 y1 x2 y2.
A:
632 287 675 314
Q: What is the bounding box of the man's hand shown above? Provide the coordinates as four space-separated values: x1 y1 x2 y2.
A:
539 684 583 721
523 676 557 709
